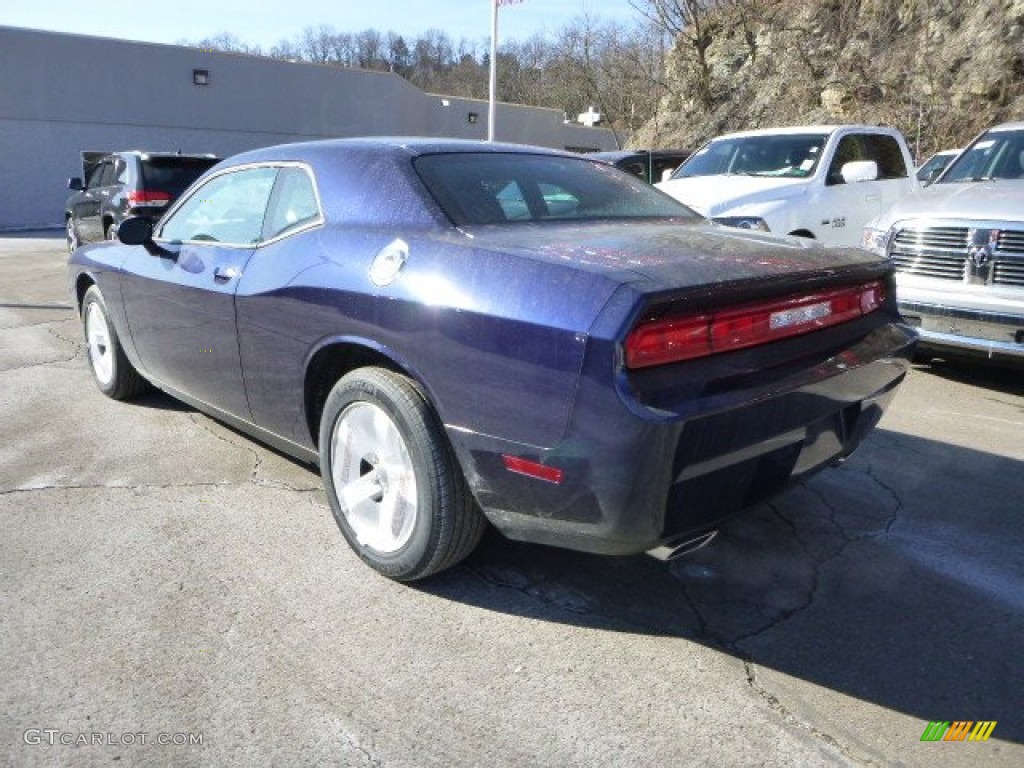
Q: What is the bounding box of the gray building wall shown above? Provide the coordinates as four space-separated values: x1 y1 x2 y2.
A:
0 26 618 229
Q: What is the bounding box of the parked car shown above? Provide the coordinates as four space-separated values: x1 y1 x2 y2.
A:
590 149 692 184
68 138 914 581
915 148 960 185
656 125 919 247
863 122 1024 365
65 150 220 251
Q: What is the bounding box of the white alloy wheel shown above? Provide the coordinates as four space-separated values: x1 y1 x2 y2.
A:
85 300 115 387
331 401 418 553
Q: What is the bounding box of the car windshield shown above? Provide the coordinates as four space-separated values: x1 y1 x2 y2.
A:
413 152 696 225
937 128 1024 182
141 157 219 195
916 152 956 181
670 133 828 179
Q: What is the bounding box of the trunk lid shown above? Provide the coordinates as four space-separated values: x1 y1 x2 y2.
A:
460 219 890 297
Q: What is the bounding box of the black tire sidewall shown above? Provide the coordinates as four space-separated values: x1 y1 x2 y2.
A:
319 370 449 580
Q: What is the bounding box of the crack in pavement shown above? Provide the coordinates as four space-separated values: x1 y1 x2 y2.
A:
340 732 384 768
186 413 320 494
743 661 885 768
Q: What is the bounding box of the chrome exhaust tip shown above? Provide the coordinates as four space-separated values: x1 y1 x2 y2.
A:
646 530 718 561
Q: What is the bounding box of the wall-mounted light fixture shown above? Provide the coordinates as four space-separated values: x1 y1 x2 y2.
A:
193 69 210 86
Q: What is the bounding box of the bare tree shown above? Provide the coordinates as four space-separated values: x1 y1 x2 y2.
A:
632 0 719 109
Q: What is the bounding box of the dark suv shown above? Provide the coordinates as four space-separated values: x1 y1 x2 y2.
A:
590 149 692 185
65 151 219 251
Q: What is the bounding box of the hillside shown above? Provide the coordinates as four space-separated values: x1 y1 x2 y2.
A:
632 0 1024 160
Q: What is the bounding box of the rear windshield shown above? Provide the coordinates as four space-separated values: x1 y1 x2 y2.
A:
938 128 1024 183
672 134 828 179
413 153 696 226
141 157 220 195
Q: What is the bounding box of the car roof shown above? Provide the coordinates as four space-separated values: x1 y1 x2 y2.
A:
987 121 1024 132
111 150 219 159
221 137 576 167
590 149 690 161
706 125 899 140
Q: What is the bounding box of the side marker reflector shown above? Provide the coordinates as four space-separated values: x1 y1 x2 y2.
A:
501 455 564 484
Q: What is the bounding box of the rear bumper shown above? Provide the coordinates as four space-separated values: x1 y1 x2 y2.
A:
456 320 916 556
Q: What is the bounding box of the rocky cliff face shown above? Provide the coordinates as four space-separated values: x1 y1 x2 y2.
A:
634 0 1024 161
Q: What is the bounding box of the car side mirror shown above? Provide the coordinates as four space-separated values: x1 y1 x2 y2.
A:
117 216 154 246
68 177 84 191
840 160 879 184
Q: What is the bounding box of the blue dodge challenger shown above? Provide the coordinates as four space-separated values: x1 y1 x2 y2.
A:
67 138 915 580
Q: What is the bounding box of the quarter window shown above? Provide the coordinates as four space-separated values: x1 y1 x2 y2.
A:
262 166 321 240
159 167 278 245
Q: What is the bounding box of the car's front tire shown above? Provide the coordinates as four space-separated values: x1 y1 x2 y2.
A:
319 367 485 581
81 285 150 400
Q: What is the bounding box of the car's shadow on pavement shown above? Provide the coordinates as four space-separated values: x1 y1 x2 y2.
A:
913 358 1024 396
420 428 1024 744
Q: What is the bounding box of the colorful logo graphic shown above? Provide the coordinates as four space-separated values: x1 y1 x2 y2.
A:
920 721 997 742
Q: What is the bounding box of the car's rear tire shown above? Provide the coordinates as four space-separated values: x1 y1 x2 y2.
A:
319 367 485 581
81 285 150 400
66 217 79 252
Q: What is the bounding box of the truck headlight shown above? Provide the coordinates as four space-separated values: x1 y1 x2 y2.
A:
712 216 770 232
861 226 891 256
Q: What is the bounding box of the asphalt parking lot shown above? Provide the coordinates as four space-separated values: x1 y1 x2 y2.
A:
2 233 1022 767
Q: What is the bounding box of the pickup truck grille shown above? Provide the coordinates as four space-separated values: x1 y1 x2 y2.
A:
890 225 1024 287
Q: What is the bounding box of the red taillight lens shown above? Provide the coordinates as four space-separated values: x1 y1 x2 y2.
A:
127 189 172 207
624 281 885 369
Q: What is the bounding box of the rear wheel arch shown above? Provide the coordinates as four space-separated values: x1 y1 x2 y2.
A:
789 229 816 239
304 341 435 450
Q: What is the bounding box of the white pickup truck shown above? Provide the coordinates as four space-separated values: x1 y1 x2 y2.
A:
656 125 919 247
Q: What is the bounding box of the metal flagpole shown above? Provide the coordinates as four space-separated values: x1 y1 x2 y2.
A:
488 0 499 142
488 1 522 142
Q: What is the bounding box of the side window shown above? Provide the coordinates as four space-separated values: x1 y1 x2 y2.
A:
826 135 864 185
263 167 322 240
86 162 109 188
114 158 129 185
159 167 278 245
862 135 908 179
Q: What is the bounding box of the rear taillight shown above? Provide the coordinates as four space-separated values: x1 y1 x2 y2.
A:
624 281 885 369
127 189 172 207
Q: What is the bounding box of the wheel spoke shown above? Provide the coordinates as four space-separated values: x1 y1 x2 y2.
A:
85 302 114 385
331 401 419 554
341 471 382 514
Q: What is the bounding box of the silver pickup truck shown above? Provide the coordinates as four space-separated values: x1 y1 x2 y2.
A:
862 121 1024 365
